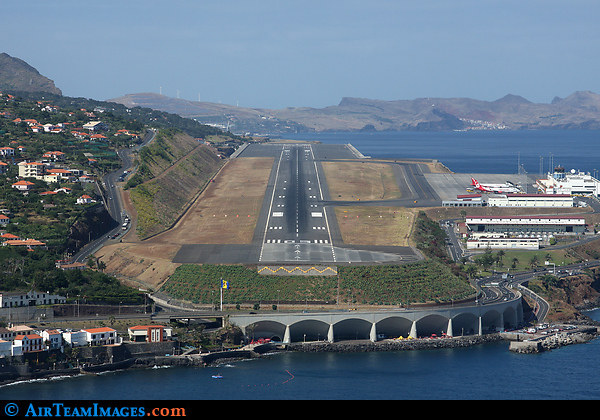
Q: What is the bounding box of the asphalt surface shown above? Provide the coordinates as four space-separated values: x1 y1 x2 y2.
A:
173 143 428 265
71 129 156 264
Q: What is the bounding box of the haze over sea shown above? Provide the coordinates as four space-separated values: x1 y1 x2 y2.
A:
2 130 599 400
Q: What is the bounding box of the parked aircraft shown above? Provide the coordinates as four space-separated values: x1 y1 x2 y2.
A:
470 177 521 193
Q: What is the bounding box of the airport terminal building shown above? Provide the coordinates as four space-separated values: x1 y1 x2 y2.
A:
465 216 586 236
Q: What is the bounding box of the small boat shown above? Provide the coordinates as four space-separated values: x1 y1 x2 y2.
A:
212 374 223 379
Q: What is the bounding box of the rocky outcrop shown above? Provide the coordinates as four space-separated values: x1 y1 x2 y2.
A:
510 330 598 354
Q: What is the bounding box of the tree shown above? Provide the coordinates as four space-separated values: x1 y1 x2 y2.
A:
511 257 519 269
529 255 539 270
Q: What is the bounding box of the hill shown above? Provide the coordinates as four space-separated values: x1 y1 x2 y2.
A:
109 91 600 134
0 52 62 95
124 129 224 239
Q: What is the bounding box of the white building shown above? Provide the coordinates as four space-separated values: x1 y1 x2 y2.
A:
63 330 87 347
537 167 600 196
0 291 66 308
467 237 540 250
0 340 11 357
487 193 573 207
41 329 63 350
128 325 172 343
82 327 119 346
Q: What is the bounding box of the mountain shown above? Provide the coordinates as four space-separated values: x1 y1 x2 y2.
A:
109 91 600 134
0 52 62 95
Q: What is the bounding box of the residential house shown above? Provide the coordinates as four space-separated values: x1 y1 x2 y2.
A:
0 340 11 357
76 195 94 205
0 233 21 242
0 147 15 157
45 168 74 182
82 327 118 346
8 325 35 336
56 261 86 271
0 327 16 342
0 214 8 225
41 330 63 350
42 151 66 161
128 325 172 343
14 334 44 353
63 330 87 347
12 180 36 192
0 161 8 173
90 134 107 142
2 238 47 250
82 121 108 131
18 161 46 179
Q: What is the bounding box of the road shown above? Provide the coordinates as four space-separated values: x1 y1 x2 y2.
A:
71 129 156 264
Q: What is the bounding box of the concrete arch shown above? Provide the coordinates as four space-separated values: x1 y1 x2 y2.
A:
248 320 286 341
451 312 479 336
416 314 449 337
288 319 331 343
376 316 414 338
502 306 519 330
481 309 503 332
333 318 373 341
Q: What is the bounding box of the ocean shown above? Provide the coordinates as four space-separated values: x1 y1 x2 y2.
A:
284 130 600 176
1 130 599 401
2 308 600 400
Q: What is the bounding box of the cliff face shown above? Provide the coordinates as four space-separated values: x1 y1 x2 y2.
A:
531 268 600 323
0 53 62 95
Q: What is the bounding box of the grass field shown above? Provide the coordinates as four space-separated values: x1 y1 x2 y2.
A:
322 161 401 201
334 206 415 246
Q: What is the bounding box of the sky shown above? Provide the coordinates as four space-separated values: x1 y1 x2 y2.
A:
2 1 600 110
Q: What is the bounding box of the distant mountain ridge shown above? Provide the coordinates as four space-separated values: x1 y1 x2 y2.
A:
2 52 598 134
109 91 600 134
0 52 62 95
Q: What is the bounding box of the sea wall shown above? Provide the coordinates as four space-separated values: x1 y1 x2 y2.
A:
286 334 503 353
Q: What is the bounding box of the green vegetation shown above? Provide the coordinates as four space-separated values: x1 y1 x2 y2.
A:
0 91 233 304
161 261 474 307
0 247 142 304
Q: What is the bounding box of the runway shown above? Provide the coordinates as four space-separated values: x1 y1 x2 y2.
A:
173 143 424 265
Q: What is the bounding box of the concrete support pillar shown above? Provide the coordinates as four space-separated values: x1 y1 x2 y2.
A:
410 321 417 339
478 316 482 336
499 314 505 332
283 325 290 344
370 322 377 342
446 318 453 337
327 324 334 343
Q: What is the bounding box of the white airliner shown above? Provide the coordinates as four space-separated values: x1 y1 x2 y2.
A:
470 177 521 194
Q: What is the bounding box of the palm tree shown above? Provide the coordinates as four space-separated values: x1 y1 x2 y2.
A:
511 257 519 269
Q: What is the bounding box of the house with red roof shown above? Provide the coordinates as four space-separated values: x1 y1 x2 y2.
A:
82 327 119 346
77 194 94 205
12 180 35 191
13 334 44 353
128 325 172 343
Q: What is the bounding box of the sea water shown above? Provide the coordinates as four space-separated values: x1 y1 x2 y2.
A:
2 308 600 400
284 130 600 175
